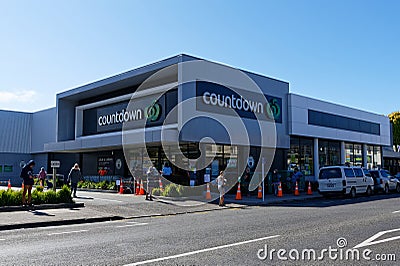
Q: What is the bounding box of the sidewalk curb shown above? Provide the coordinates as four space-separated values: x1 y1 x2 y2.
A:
0 215 124 232
0 202 85 212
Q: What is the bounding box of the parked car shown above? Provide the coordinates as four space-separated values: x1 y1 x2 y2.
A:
318 166 374 198
369 170 400 193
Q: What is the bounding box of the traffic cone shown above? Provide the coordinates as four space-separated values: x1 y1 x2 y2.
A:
205 183 212 200
307 181 313 195
257 185 262 199
294 181 300 196
21 182 24 190
7 179 11 189
235 183 242 200
277 182 283 197
159 178 164 192
135 180 140 195
139 180 145 195
119 179 124 194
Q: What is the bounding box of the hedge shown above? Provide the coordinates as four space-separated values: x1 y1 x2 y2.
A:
0 185 73 206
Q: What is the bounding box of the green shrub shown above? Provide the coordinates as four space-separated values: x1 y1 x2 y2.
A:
44 190 57 204
152 188 161 196
161 184 182 197
57 185 73 203
35 186 44 192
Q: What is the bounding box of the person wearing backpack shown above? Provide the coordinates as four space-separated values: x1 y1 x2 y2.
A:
20 160 35 207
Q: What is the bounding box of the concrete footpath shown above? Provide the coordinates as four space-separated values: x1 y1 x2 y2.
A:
0 188 322 231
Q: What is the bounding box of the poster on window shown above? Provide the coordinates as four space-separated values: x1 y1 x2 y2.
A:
98 157 114 176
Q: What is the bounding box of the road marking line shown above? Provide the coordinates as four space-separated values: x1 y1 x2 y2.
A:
354 228 400 248
124 235 280 266
392 210 400 214
93 198 124 203
48 229 89 236
0 239 5 241
116 223 148 228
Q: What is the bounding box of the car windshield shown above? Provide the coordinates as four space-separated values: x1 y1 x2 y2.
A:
369 171 379 179
380 170 391 178
363 169 371 177
319 168 342 179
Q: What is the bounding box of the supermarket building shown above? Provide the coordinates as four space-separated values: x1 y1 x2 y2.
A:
0 54 397 186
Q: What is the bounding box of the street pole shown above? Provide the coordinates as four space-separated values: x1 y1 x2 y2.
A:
53 167 56 192
262 157 265 202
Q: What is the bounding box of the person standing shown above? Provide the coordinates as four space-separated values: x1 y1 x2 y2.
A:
216 171 227 207
272 169 281 196
292 167 303 192
68 163 82 198
20 160 35 207
38 167 47 187
146 166 158 201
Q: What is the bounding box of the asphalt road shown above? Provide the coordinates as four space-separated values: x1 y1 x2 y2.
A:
1 194 400 266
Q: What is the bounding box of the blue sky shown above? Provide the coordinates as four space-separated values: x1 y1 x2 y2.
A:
0 0 399 115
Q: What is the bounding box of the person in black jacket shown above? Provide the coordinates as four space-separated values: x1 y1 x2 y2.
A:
20 160 35 207
67 163 83 198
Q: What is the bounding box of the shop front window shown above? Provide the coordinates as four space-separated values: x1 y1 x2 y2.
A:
288 137 314 176
367 145 382 169
319 140 340 167
345 143 363 167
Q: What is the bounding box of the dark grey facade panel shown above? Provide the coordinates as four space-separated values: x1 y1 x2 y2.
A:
308 109 381 135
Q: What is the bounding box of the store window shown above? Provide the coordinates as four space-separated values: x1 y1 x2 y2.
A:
319 140 340 167
366 145 382 169
287 137 314 176
345 143 363 167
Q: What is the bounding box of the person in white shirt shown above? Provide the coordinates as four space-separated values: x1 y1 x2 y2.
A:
215 171 227 207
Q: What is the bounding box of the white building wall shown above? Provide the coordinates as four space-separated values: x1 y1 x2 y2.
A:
288 93 391 146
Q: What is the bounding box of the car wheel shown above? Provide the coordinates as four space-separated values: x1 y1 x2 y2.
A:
384 185 389 194
396 184 400 194
366 186 373 196
350 188 356 198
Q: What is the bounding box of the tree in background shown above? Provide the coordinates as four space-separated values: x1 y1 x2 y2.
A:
389 111 400 150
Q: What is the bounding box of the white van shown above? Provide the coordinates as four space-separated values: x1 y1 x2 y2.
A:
318 166 374 198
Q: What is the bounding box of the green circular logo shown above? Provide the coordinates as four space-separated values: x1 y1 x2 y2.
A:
266 98 281 120
145 101 161 122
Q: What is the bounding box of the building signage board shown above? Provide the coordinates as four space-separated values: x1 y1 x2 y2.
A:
196 81 282 123
82 90 177 136
51 161 60 168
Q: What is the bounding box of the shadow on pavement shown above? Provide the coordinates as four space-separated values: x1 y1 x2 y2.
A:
266 193 400 208
28 210 56 216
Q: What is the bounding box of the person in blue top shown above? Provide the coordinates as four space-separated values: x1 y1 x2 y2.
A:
20 160 35 207
292 167 303 191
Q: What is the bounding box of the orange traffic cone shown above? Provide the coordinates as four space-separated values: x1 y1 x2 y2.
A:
139 180 145 195
21 182 24 190
119 179 124 194
277 182 283 197
205 183 212 200
159 178 164 192
307 181 313 195
257 185 262 199
294 181 300 196
8 179 11 189
235 183 242 200
135 180 140 195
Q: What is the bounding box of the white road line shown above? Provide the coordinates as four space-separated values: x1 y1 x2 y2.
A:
392 210 400 214
0 239 5 241
47 229 89 236
116 223 148 228
354 228 400 248
93 197 124 203
124 235 280 266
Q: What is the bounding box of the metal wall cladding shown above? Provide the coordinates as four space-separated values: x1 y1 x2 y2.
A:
0 110 32 153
